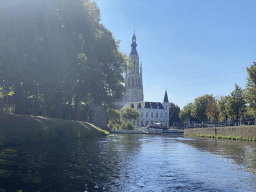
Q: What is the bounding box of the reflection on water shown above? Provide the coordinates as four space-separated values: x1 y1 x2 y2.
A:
0 134 256 191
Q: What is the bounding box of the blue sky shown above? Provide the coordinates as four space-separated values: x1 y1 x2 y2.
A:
94 0 256 109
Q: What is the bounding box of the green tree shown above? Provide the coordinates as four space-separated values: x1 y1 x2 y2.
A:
0 0 127 120
120 107 140 122
108 108 120 124
217 95 228 122
225 84 246 119
179 103 194 122
244 106 255 118
191 94 212 122
169 102 181 125
244 62 256 116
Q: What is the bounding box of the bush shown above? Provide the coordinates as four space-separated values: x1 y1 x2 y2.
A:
107 120 122 130
126 121 135 130
117 121 136 130
113 123 121 130
107 120 114 130
216 135 223 139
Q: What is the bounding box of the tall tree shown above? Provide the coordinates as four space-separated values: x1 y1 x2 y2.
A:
217 95 228 122
191 94 212 122
179 103 194 122
225 84 246 119
244 62 256 115
205 96 219 121
169 102 181 125
0 0 127 119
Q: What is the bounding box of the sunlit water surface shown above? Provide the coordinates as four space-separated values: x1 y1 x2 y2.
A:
1 134 256 191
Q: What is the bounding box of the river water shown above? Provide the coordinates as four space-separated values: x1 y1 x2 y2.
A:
1 134 256 192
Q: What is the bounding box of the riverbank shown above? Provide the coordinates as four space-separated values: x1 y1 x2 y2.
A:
0 113 109 146
184 133 256 141
184 125 256 140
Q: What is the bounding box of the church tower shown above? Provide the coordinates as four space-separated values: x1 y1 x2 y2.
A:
123 32 144 102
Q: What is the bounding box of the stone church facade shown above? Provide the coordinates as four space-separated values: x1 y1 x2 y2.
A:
114 33 169 127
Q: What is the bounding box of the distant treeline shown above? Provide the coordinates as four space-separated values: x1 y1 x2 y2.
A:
0 0 127 120
175 62 256 124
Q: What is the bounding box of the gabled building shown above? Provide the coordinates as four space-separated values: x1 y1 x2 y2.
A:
114 32 169 127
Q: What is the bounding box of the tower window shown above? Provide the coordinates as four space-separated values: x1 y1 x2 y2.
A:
151 112 153 118
156 113 158 118
146 112 148 117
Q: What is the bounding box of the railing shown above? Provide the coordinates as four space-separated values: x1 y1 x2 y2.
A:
173 117 256 129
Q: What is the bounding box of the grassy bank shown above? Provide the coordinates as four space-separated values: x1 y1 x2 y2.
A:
0 113 109 146
184 133 256 142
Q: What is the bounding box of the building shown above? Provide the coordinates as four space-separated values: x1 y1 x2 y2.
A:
114 32 169 127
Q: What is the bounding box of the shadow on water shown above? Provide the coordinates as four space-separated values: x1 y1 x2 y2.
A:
0 134 144 192
0 138 108 191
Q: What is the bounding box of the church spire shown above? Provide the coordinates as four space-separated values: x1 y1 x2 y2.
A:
164 90 169 103
130 32 138 55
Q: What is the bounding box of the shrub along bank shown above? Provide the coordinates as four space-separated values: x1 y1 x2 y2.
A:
0 113 109 146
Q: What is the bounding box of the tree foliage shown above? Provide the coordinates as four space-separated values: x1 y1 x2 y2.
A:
178 62 256 123
0 0 127 119
225 84 246 119
244 62 256 115
169 102 180 125
191 94 212 122
107 108 120 124
120 107 140 122
205 96 219 121
179 103 194 122
217 96 228 122
180 95 219 123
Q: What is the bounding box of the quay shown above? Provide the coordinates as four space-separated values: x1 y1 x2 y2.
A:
110 127 184 135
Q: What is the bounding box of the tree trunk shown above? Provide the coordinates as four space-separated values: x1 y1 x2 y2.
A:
65 95 72 120
14 73 24 115
56 90 63 119
73 95 80 121
46 106 52 118
33 91 38 116
43 107 47 117
6 95 9 114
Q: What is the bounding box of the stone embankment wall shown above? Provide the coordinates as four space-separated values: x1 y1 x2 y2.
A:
184 126 256 139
